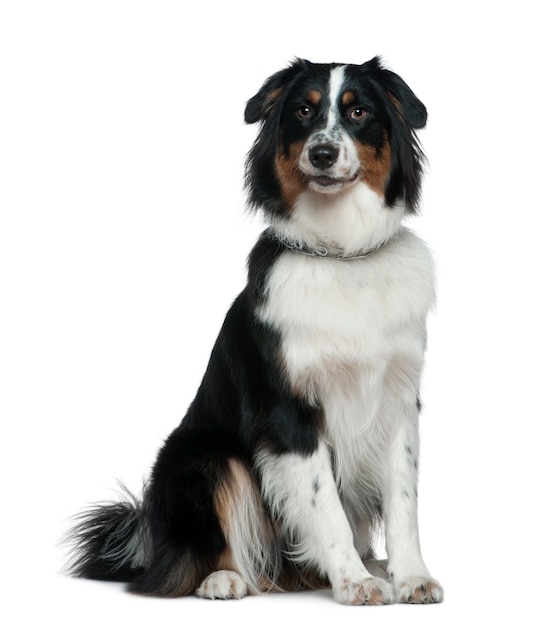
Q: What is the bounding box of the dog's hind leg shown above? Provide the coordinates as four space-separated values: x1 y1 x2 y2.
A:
127 429 245 597
127 428 230 597
196 457 281 599
130 430 278 599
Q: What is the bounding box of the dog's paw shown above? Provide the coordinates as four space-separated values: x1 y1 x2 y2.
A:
334 576 395 605
396 576 443 604
196 570 248 600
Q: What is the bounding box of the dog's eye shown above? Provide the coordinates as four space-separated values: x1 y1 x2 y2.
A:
349 106 367 121
297 105 313 120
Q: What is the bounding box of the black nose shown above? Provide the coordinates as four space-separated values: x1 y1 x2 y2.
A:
308 143 339 170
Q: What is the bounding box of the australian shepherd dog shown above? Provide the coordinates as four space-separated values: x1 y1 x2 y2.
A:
67 57 443 605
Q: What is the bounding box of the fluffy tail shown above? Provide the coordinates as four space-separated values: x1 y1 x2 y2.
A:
65 488 150 582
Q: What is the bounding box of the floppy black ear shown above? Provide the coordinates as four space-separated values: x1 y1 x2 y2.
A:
363 57 427 129
244 59 309 124
382 68 427 129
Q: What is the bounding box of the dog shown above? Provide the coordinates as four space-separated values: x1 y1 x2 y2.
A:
67 57 443 605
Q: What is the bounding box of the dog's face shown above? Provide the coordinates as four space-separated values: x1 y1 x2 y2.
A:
277 64 391 199
245 58 427 216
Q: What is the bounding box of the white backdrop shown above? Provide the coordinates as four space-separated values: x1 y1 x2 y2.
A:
1 1 539 624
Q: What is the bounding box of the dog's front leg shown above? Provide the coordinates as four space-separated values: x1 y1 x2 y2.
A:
382 408 443 603
257 442 394 605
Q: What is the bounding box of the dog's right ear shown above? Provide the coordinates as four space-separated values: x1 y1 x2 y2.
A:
244 59 309 124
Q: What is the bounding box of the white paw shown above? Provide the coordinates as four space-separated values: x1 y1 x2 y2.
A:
334 576 395 605
396 576 443 604
196 570 248 600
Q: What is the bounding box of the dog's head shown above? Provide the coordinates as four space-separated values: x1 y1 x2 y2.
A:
245 57 426 217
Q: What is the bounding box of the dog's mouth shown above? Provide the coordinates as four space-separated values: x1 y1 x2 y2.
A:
305 172 359 192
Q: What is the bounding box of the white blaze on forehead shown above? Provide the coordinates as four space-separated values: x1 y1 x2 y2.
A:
326 65 347 131
298 64 361 183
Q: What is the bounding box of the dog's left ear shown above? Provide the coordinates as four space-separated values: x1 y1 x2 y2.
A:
383 69 427 129
365 57 427 130
245 59 309 124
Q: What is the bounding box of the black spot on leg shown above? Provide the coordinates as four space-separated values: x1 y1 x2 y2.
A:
310 476 320 508
405 445 413 457
416 396 422 412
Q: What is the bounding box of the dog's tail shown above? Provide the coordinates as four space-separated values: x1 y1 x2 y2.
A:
65 487 150 583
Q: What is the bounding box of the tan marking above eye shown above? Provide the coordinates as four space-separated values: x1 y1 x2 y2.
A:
342 91 355 106
306 90 322 105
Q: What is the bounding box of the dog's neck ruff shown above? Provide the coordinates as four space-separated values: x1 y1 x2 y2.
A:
271 230 389 261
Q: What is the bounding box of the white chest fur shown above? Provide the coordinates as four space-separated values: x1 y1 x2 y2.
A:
257 227 436 492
